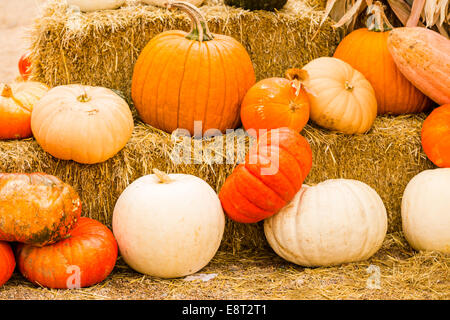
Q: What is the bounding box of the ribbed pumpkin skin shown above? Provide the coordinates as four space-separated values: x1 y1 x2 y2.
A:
402 169 450 253
0 81 49 140
264 180 388 267
131 32 255 135
240 77 310 136
225 0 288 11
334 28 432 115
31 85 134 164
0 173 81 246
421 104 450 168
219 127 312 223
387 27 450 105
302 57 377 134
16 217 118 289
0 241 15 287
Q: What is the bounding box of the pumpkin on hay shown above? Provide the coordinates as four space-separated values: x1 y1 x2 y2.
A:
66 0 126 12
240 68 310 137
219 127 312 223
0 241 15 287
402 169 450 254
0 81 49 140
333 2 432 115
302 57 377 134
31 84 134 165
16 217 118 289
131 1 255 136
113 169 225 279
142 0 204 7
264 179 388 267
0 173 81 246
421 104 450 168
387 27 450 105
224 0 288 11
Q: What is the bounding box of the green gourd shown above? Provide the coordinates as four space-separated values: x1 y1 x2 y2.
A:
224 0 288 11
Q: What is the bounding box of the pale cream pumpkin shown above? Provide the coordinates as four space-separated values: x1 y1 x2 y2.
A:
302 57 377 134
66 0 126 12
401 169 450 254
112 170 225 278
141 0 204 7
264 179 387 267
31 85 134 164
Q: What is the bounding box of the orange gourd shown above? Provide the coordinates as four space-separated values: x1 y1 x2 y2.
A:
333 2 431 115
0 241 15 287
421 104 450 168
0 81 49 140
131 1 255 135
240 69 310 137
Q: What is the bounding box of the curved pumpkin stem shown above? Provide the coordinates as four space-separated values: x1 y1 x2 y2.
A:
153 168 173 184
366 1 393 32
166 1 214 42
1 84 13 98
285 68 309 97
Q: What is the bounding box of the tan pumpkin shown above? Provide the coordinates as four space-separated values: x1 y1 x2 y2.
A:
31 85 134 164
66 0 126 12
302 57 377 134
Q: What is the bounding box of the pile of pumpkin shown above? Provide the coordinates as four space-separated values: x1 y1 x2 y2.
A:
1 1 449 290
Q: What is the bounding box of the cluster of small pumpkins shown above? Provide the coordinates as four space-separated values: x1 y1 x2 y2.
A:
1 1 449 290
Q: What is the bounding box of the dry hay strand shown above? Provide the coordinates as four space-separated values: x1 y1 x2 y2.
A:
1 233 448 300
0 113 436 253
28 0 341 101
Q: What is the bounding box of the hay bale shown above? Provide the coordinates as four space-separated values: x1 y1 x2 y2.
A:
28 0 340 101
0 115 435 253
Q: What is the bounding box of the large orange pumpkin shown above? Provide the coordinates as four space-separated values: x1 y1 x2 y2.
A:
0 241 15 287
219 127 312 223
240 69 310 137
421 104 450 168
0 81 49 140
16 217 118 289
333 2 431 115
131 1 255 135
0 173 81 246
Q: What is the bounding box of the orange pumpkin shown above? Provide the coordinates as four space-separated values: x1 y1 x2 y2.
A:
0 81 49 140
333 2 431 115
16 217 118 289
421 104 450 168
219 127 312 223
0 241 15 287
131 1 255 135
240 69 310 137
0 173 81 246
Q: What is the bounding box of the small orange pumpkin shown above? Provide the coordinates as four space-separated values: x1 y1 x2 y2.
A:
131 1 255 135
0 241 15 287
240 69 310 137
421 104 450 168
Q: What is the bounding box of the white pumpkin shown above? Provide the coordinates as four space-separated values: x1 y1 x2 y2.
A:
66 0 126 12
302 57 377 134
141 0 204 7
401 169 450 253
112 170 225 278
264 179 387 267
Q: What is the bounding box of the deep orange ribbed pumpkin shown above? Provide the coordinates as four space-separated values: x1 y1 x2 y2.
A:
0 241 15 287
333 2 431 115
131 1 255 135
421 104 450 168
240 69 310 137
219 127 312 223
16 217 118 289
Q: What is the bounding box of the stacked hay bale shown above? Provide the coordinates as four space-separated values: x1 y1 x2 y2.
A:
0 0 436 253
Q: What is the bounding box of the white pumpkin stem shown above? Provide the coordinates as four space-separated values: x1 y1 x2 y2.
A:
77 88 91 103
345 81 354 91
153 168 173 184
1 84 12 98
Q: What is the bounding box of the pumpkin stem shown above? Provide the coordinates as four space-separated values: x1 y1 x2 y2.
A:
285 68 309 97
77 90 91 103
153 168 173 184
366 1 393 32
345 81 354 91
166 1 214 42
1 84 13 98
